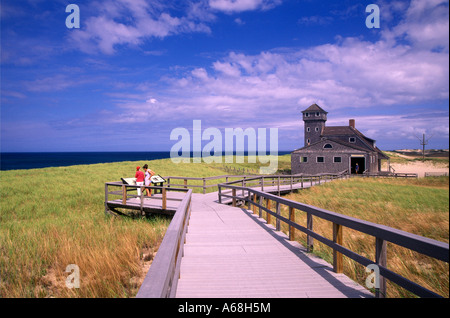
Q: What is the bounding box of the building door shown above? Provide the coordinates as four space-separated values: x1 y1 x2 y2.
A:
350 156 365 174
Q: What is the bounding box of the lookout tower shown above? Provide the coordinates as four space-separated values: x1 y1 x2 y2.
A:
302 103 328 146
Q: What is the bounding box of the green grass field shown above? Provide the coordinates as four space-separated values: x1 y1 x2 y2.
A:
0 154 448 298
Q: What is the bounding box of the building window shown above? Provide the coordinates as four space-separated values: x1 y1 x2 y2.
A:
305 113 310 117
306 138 310 144
317 156 324 163
306 127 310 132
349 137 356 143
315 127 319 132
300 157 308 163
315 112 320 116
323 143 333 149
334 157 342 163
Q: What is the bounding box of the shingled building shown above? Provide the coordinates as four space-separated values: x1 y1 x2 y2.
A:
291 104 390 175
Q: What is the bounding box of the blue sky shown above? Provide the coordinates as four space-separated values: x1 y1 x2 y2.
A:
1 0 449 152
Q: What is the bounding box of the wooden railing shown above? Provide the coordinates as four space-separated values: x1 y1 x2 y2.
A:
217 182 449 298
136 188 192 298
164 175 260 194
363 172 418 178
164 172 348 195
104 181 189 215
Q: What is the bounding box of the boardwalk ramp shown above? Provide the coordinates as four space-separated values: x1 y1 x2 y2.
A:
175 193 372 298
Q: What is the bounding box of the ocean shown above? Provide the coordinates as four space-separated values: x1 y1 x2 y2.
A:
0 151 291 171
0 152 172 171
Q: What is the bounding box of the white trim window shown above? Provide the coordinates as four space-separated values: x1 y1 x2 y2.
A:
306 127 310 132
323 143 333 149
334 156 342 163
316 156 324 163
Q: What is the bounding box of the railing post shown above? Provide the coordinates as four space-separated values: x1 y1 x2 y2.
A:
104 183 109 215
218 185 222 204
258 195 263 218
277 176 280 196
232 189 236 207
275 202 280 231
252 194 257 214
203 179 206 194
140 189 144 216
375 237 387 298
261 176 264 191
266 198 271 225
162 187 167 210
307 213 314 252
333 223 343 273
122 185 127 205
289 206 295 241
184 179 187 189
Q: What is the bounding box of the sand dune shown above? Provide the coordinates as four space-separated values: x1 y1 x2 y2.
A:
390 161 449 178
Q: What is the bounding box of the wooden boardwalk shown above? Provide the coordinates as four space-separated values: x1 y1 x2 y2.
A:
175 192 372 298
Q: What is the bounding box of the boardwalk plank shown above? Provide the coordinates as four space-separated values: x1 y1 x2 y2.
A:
175 192 373 298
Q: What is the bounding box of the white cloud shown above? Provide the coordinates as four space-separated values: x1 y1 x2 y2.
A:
65 0 448 147
70 0 212 54
208 0 282 13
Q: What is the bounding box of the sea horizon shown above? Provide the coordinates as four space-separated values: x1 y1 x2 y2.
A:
0 150 292 171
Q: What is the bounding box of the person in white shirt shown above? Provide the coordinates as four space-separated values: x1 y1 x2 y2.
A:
143 164 155 196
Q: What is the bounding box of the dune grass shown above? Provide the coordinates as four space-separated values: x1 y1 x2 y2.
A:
0 155 290 297
269 176 449 298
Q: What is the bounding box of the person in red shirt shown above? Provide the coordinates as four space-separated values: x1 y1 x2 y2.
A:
135 166 145 196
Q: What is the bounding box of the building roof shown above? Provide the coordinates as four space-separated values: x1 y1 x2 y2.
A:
323 126 375 142
292 133 390 159
301 103 328 114
292 137 370 154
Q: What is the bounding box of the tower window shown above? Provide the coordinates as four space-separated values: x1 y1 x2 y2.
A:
305 113 310 117
316 112 320 116
315 127 319 132
306 127 310 132
306 139 310 145
323 143 333 149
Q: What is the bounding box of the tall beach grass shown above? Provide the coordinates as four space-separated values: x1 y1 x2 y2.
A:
0 155 289 297
271 177 449 298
